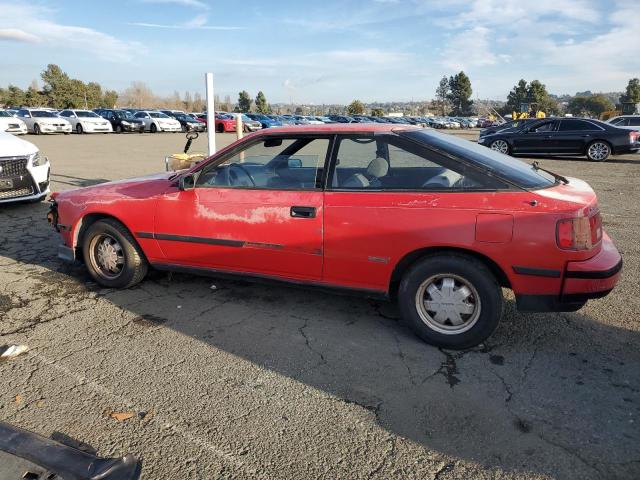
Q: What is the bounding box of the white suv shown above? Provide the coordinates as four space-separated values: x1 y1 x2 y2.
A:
0 131 50 203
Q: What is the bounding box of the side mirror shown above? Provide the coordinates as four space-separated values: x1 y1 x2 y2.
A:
264 138 283 148
179 173 196 191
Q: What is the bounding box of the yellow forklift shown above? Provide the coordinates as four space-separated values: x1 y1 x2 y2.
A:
512 102 546 120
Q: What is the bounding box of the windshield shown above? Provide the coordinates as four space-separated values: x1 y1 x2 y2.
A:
76 111 100 118
149 112 169 118
32 110 57 117
0 111 12 117
401 129 556 190
115 110 134 119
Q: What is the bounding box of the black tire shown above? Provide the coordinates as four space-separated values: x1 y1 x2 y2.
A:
216 123 224 133
76 123 84 134
82 219 148 288
398 254 502 349
243 124 249 133
586 140 611 162
33 123 41 135
181 124 187 133
150 123 158 133
115 124 123 133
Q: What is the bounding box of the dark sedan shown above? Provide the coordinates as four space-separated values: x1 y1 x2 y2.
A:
479 118 541 138
478 117 640 162
97 109 145 133
167 112 206 132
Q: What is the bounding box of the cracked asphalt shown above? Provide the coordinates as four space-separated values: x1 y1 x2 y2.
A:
1 131 639 479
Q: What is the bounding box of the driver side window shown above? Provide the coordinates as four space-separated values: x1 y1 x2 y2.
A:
530 121 556 133
196 137 329 190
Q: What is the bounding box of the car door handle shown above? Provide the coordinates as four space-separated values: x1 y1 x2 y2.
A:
544 135 553 139
290 206 316 218
581 134 591 137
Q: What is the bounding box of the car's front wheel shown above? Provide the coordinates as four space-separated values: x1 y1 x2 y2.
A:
76 124 84 134
398 254 502 349
82 219 148 288
150 123 158 133
489 139 510 155
115 124 123 133
216 123 224 133
33 123 41 135
586 141 611 162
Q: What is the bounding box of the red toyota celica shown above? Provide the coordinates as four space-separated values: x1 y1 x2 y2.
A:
48 124 622 349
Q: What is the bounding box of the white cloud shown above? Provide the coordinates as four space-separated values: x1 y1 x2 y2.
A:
0 4 142 62
139 0 209 9
130 13 243 30
0 28 40 43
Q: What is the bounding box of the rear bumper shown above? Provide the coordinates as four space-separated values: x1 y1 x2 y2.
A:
517 234 622 312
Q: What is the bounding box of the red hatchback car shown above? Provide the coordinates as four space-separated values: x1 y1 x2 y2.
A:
48 124 622 349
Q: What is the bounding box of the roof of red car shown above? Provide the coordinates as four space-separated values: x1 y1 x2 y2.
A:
253 123 419 135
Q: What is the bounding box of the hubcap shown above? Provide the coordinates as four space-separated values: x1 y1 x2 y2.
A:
490 140 509 154
589 142 609 161
415 274 481 335
91 234 125 279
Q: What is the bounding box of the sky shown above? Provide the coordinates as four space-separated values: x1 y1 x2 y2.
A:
0 0 638 104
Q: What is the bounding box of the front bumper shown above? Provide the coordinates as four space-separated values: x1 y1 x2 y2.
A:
0 161 50 204
4 125 28 135
81 123 113 133
37 124 72 134
121 123 145 132
516 233 622 312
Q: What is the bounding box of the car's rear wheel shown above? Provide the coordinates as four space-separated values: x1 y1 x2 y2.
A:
216 123 224 133
490 139 510 155
82 219 148 288
33 123 41 135
398 254 502 349
76 124 84 134
586 141 611 162
150 123 157 133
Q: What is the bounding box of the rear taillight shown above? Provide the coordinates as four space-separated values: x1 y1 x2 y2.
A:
630 131 640 144
556 212 602 250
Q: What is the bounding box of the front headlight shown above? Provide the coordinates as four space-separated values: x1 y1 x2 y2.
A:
30 151 48 167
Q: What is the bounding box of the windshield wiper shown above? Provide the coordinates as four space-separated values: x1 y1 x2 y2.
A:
532 161 568 184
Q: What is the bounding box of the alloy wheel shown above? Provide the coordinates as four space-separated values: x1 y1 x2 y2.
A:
415 274 481 335
89 234 125 280
490 140 509 155
588 142 610 161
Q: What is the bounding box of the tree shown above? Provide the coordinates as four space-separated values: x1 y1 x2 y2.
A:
237 90 252 113
101 90 118 108
1 85 26 107
435 76 450 115
620 78 640 103
568 94 614 118
370 108 385 117
41 64 74 108
255 91 269 114
447 71 473 116
347 99 365 115
119 81 155 107
223 95 232 112
504 79 558 115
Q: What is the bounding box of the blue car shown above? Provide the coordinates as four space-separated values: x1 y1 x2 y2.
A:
246 114 283 128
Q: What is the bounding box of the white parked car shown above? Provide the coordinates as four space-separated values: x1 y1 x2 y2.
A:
133 111 181 133
58 109 113 134
16 108 72 135
607 115 640 130
0 110 27 135
0 131 50 203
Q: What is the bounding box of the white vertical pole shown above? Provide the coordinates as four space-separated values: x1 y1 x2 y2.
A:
205 72 215 156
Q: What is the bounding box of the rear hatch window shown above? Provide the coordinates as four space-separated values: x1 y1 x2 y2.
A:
401 129 556 189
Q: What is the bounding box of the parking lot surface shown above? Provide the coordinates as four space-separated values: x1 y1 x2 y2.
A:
1 131 639 479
